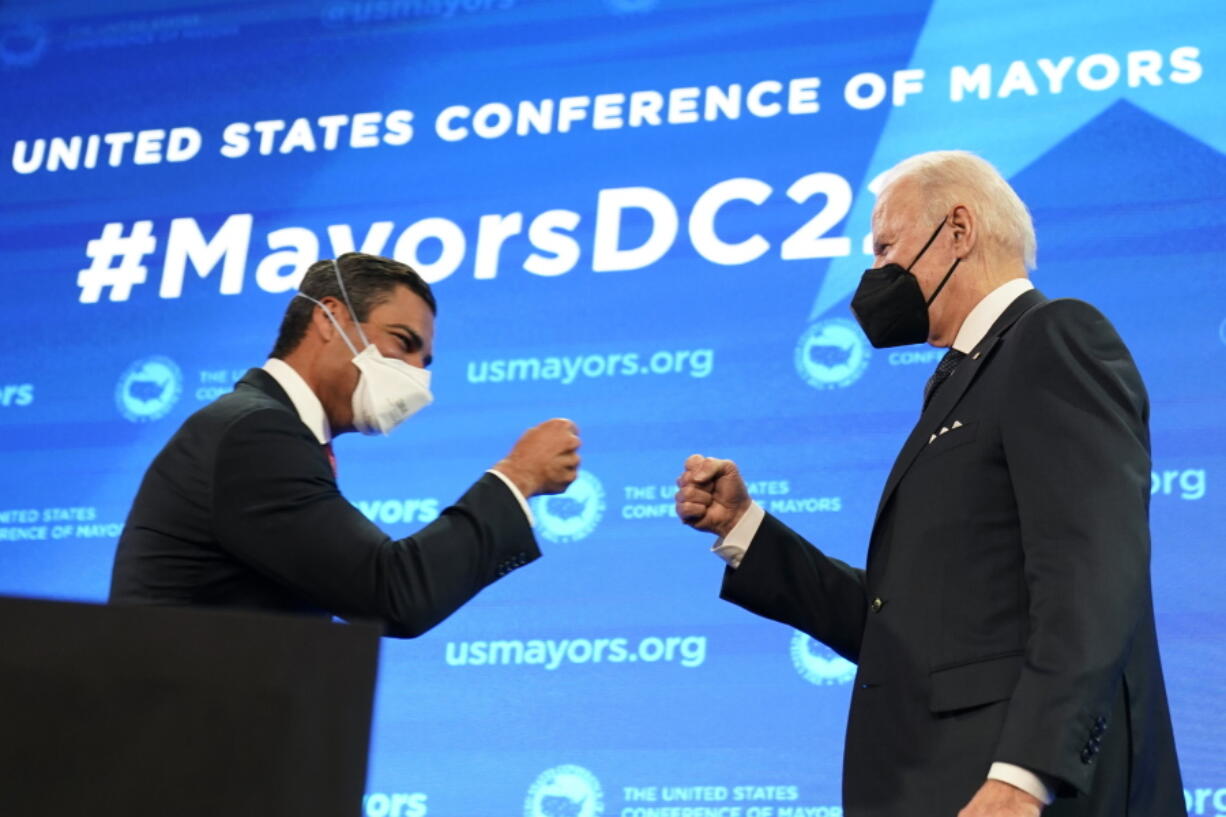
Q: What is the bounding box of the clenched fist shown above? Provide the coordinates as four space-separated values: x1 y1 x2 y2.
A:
494 418 582 497
675 454 752 538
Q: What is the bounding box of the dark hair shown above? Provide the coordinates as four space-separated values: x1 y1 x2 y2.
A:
269 252 437 359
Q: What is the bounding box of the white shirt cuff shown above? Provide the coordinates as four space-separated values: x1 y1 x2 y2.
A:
710 501 765 569
487 469 535 527
988 762 1055 806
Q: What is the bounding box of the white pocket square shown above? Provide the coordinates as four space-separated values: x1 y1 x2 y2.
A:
928 420 965 444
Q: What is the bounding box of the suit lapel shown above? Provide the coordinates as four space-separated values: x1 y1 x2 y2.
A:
871 289 1047 525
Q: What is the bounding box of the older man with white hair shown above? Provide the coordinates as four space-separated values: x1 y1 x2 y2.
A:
675 151 1183 816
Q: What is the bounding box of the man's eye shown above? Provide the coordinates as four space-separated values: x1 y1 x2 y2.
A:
396 334 416 351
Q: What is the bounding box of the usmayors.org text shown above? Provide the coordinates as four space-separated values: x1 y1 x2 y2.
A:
467 348 713 385
445 634 707 670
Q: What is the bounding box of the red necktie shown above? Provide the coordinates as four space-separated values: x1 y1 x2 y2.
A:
322 441 337 478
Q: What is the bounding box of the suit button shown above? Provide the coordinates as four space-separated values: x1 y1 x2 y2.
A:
871 598 883 613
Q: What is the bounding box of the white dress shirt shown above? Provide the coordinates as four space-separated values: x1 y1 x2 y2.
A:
711 278 1053 806
260 358 534 524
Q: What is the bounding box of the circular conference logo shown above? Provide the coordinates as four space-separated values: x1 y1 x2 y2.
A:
790 630 856 686
116 356 183 423
794 318 871 390
531 470 606 544
524 764 604 817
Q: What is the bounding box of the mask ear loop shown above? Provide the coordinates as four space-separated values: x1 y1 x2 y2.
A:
905 215 948 272
906 215 962 308
331 259 372 349
294 291 361 357
924 258 961 307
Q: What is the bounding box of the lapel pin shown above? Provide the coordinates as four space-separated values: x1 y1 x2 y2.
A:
972 352 981 360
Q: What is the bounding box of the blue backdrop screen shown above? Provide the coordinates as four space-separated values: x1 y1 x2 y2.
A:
2 1 1224 815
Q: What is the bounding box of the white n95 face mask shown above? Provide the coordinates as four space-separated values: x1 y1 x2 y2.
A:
295 261 433 436
346 342 433 435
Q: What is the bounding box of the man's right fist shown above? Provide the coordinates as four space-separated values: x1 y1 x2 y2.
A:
495 418 581 497
675 454 751 538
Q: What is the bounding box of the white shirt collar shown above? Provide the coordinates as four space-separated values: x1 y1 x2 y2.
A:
951 278 1035 354
261 358 332 444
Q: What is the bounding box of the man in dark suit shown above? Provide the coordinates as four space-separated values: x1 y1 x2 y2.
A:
110 252 581 638
674 152 1183 816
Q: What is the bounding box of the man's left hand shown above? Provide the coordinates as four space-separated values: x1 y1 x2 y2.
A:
958 780 1043 817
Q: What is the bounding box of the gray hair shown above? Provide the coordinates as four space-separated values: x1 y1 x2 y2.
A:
880 151 1037 269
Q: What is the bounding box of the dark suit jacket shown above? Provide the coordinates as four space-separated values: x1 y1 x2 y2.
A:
109 368 539 638
722 291 1184 816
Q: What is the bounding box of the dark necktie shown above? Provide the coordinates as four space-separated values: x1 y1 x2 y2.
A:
322 441 337 477
923 348 967 409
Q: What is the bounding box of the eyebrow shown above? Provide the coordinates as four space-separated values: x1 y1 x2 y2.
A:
387 323 432 367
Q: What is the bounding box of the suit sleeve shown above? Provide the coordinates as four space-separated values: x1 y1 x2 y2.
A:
211 409 540 638
993 299 1151 795
720 512 868 662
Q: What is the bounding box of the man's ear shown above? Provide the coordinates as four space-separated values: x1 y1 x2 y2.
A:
310 296 343 342
949 203 976 258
